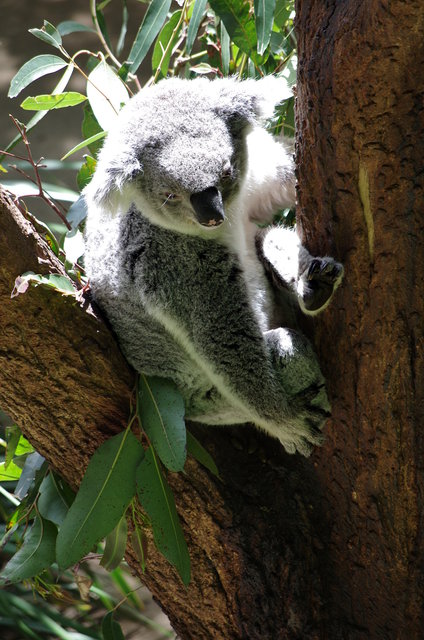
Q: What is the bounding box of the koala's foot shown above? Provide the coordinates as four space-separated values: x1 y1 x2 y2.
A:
265 328 331 455
298 257 344 315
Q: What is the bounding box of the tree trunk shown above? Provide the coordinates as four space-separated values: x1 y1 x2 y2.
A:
295 0 424 637
1 1 423 637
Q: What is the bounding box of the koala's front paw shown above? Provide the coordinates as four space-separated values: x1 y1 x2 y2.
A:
266 328 330 454
299 257 344 314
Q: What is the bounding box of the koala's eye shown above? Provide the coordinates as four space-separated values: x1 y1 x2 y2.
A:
161 193 181 206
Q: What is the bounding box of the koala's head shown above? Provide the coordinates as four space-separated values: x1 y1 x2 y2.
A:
89 76 290 234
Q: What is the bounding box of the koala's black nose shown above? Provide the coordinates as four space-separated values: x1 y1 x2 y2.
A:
190 187 225 227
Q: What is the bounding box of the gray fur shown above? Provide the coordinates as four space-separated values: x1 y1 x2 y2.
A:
84 77 343 456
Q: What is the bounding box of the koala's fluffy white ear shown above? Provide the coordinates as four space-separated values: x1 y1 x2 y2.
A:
214 76 292 126
251 75 293 119
89 152 142 205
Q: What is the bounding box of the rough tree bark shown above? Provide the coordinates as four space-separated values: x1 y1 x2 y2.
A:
0 1 423 638
295 0 424 637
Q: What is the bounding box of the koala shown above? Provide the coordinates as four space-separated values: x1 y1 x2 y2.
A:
84 76 343 456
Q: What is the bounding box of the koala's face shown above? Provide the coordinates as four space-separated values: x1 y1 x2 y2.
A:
93 77 288 234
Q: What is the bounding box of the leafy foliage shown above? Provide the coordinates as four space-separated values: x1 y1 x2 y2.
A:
0 0 295 631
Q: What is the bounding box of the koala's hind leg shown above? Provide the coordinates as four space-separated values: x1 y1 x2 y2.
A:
257 226 344 316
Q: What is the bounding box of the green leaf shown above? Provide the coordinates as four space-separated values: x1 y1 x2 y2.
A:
20 92 87 111
66 194 89 229
57 20 96 36
5 426 21 469
186 431 219 477
254 0 276 55
15 453 46 500
81 103 104 156
127 0 172 74
0 459 22 481
29 21 63 49
186 0 207 54
56 429 144 570
138 375 186 472
86 60 129 130
117 0 129 56
152 11 183 78
274 0 293 28
38 473 74 527
77 155 97 191
102 612 125 640
61 131 107 160
8 55 68 98
131 526 147 573
220 20 231 75
0 515 57 584
100 516 128 571
11 272 75 298
209 0 260 64
136 446 190 585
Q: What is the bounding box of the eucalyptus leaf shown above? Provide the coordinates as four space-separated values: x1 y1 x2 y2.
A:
100 516 128 571
86 61 129 130
127 0 172 74
138 375 186 472
102 611 125 640
0 459 22 481
61 131 107 160
15 453 46 500
186 0 207 54
56 429 144 570
186 431 219 477
131 526 147 573
29 21 62 50
220 21 231 75
254 0 277 55
20 92 87 111
38 473 74 527
136 446 190 585
81 103 104 156
8 55 67 98
11 272 75 298
152 11 183 77
117 0 129 56
77 156 97 192
209 0 260 64
66 194 89 229
57 20 96 36
5 426 21 469
0 516 57 584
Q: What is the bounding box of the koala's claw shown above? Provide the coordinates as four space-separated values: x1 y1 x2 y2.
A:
307 258 344 283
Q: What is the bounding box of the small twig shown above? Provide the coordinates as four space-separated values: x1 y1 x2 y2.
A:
6 116 72 230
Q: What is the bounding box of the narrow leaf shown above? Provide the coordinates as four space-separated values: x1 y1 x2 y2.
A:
220 20 230 75
138 375 186 472
131 526 147 573
61 131 106 160
11 272 75 298
8 55 67 98
86 60 128 130
186 0 207 54
28 23 62 50
186 431 219 477
20 92 87 111
0 516 57 584
57 20 96 36
67 194 89 229
5 426 21 469
209 0 260 63
254 0 276 55
38 473 74 527
136 446 190 585
127 0 172 74
117 0 129 56
152 11 183 77
15 453 46 500
77 155 97 192
100 516 128 571
0 459 22 481
56 430 144 569
102 612 126 640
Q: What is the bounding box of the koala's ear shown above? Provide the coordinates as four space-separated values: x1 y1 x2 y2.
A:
214 76 292 126
90 152 142 205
